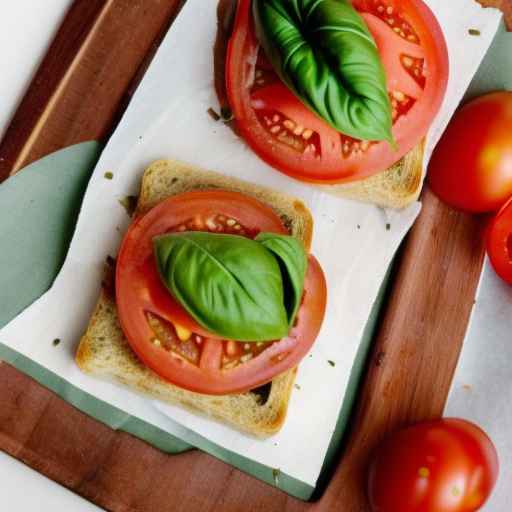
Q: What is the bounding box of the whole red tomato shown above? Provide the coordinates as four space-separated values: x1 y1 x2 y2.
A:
428 92 512 213
367 418 499 512
487 196 512 284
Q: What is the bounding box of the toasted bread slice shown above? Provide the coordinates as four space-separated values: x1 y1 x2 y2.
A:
214 0 425 210
321 140 426 209
76 159 314 437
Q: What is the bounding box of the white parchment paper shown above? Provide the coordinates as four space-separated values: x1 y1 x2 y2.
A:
445 259 512 511
0 0 501 486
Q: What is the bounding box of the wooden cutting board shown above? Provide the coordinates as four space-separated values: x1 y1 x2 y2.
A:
0 1 508 510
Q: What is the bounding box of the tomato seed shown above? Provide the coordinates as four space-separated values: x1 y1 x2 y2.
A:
283 119 295 131
302 129 313 140
373 1 421 43
226 340 238 356
403 56 413 68
392 90 406 101
293 124 304 136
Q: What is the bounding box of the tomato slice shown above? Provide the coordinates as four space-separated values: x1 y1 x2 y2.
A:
116 190 327 395
226 0 448 183
487 196 512 285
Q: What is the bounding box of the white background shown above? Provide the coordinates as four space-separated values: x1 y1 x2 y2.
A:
0 1 98 509
445 259 512 511
0 0 508 510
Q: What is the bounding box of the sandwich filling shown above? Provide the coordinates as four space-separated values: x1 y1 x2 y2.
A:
115 189 327 395
219 0 449 183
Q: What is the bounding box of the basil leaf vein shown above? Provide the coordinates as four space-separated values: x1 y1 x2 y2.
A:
153 232 291 341
255 232 307 328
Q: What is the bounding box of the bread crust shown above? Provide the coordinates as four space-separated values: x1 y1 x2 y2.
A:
321 140 426 208
76 159 313 437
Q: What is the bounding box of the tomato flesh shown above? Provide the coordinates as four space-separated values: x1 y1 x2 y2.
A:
226 0 448 183
428 92 512 213
116 190 327 395
368 418 499 512
487 196 512 284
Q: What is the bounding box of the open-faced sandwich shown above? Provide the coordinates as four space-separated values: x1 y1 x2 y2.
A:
76 160 327 436
215 0 449 208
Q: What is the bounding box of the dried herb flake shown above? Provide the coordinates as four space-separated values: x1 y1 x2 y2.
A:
468 29 481 36
104 171 114 180
118 195 138 217
207 107 221 121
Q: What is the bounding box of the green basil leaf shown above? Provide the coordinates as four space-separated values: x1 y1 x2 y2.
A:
255 232 307 328
153 232 289 341
253 0 394 143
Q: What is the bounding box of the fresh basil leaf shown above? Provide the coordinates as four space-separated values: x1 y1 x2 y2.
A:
253 0 394 143
255 232 307 328
153 232 289 341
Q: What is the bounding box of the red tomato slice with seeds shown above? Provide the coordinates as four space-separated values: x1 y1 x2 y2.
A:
226 0 449 183
116 190 327 395
487 197 512 285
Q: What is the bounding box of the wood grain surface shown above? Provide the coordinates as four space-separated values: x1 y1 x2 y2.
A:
0 1 508 511
0 0 184 180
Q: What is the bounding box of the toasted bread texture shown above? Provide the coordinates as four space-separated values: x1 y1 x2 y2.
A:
321 141 426 209
76 159 314 436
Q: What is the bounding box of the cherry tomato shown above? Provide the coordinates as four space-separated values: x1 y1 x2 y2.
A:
428 92 512 213
226 0 449 183
487 196 512 284
116 190 327 395
368 418 499 512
